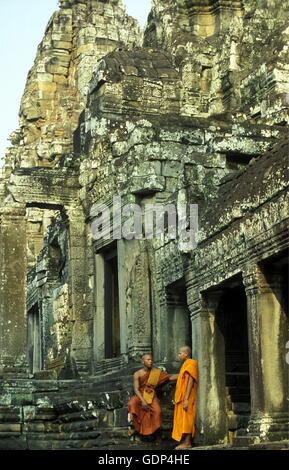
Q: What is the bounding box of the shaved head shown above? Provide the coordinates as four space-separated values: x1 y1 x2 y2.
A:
140 353 154 371
180 346 191 357
141 353 153 360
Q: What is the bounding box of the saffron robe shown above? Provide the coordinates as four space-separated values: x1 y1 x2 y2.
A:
172 359 198 442
128 370 171 435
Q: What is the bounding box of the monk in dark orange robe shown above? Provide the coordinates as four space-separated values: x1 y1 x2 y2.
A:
172 346 198 449
128 354 177 443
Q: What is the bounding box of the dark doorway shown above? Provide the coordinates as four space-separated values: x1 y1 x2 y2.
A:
104 247 120 359
27 304 42 374
215 279 251 435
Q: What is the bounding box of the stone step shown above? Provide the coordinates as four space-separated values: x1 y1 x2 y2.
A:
33 371 57 380
233 435 258 447
249 440 289 450
60 419 100 433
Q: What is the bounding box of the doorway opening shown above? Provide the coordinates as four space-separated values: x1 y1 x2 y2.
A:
103 246 120 359
27 304 42 374
215 276 251 436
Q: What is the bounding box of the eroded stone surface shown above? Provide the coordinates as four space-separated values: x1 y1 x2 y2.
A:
0 0 288 450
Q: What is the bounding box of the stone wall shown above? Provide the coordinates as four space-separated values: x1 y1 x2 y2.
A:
144 0 289 119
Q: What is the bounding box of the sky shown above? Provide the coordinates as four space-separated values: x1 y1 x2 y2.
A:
0 0 152 167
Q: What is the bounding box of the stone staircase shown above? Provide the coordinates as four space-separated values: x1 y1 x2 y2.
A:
226 371 251 443
1 375 287 451
0 375 144 450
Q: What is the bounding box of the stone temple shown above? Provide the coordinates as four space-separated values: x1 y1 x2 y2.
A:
0 0 288 450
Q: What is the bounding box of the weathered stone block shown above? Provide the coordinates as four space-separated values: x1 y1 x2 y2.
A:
0 423 21 432
129 176 166 194
162 161 183 177
46 64 69 75
52 41 71 50
0 437 27 450
23 406 37 422
131 161 162 178
97 410 114 429
38 82 57 92
113 407 129 427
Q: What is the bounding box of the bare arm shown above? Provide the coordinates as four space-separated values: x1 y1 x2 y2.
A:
133 373 149 410
169 374 178 381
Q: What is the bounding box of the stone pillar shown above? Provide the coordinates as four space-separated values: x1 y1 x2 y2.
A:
0 206 28 377
117 240 128 356
93 253 105 362
187 277 227 444
126 240 152 359
243 264 289 442
164 289 191 364
157 289 168 364
67 207 92 375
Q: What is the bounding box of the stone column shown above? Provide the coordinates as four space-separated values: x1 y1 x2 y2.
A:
163 290 191 364
93 253 105 362
243 264 289 442
0 206 28 377
126 240 152 359
67 207 92 375
187 276 227 444
117 240 129 356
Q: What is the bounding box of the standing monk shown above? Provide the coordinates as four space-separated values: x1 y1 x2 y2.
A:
172 346 198 449
128 354 177 444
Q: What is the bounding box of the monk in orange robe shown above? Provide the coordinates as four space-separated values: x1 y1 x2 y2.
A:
172 346 198 449
128 354 177 443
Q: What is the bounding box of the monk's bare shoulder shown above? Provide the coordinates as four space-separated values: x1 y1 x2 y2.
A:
133 369 145 379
